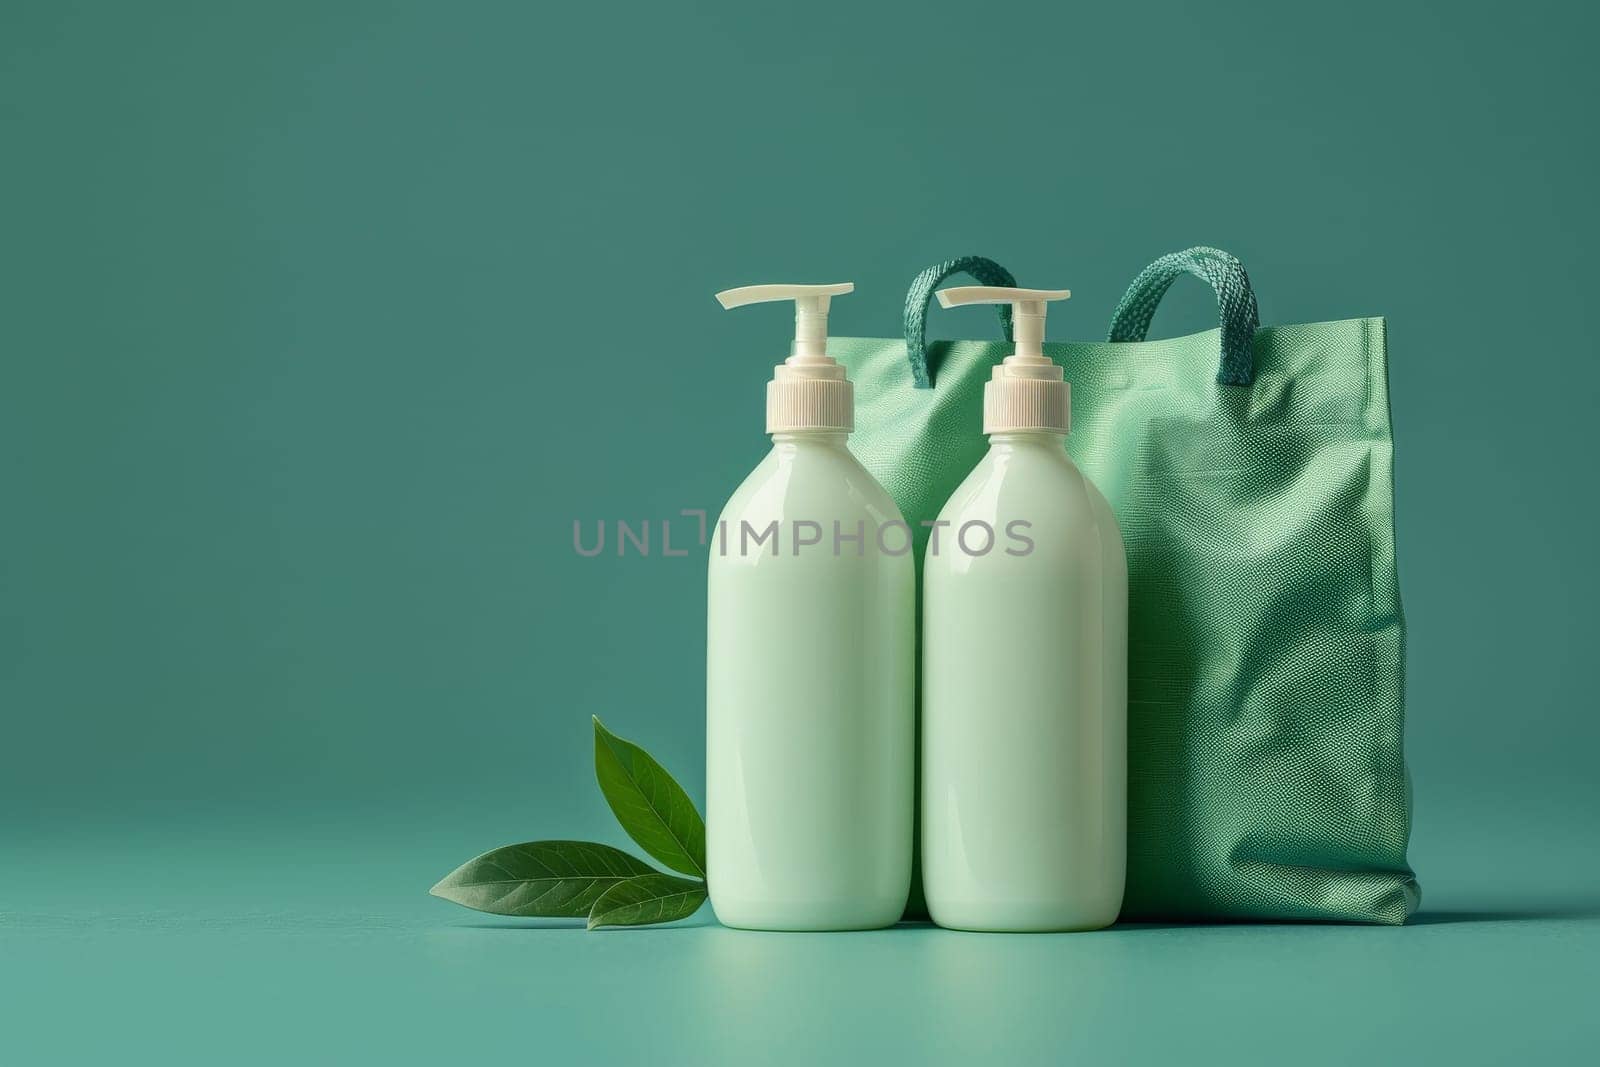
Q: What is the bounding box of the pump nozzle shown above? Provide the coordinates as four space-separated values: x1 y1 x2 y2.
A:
715 282 857 433
716 283 854 363
936 285 1073 434
936 286 1070 363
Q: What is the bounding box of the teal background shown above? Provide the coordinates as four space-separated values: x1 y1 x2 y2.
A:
3 0 1596 1062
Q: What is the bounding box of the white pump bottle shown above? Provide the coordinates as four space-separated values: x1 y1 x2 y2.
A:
706 283 914 931
920 286 1128 932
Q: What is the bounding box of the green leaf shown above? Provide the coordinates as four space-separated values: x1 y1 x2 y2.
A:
593 716 707 878
587 873 707 930
429 840 655 918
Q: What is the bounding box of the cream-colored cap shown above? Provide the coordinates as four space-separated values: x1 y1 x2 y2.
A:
936 286 1072 434
716 283 855 432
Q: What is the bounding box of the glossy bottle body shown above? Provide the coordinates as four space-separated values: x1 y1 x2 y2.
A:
921 432 1127 931
707 432 914 930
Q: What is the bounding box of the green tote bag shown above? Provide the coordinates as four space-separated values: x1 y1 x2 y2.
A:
832 247 1418 924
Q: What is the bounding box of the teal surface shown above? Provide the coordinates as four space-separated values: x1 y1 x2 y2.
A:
3 824 1596 1065
4 0 1599 1062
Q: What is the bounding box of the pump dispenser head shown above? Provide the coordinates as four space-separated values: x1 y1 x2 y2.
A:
937 286 1072 434
716 283 855 433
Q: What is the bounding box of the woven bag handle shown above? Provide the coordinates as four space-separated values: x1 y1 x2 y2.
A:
1106 246 1260 386
903 256 1016 388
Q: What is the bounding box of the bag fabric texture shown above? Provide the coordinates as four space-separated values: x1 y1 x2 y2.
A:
833 248 1418 923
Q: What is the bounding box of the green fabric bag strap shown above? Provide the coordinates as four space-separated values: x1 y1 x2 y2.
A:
904 256 1017 388
1107 246 1261 387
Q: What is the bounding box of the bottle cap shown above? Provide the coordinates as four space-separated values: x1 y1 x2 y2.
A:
716 283 855 432
936 286 1072 434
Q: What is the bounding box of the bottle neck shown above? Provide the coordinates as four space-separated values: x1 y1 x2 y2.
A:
771 430 850 449
988 430 1066 452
